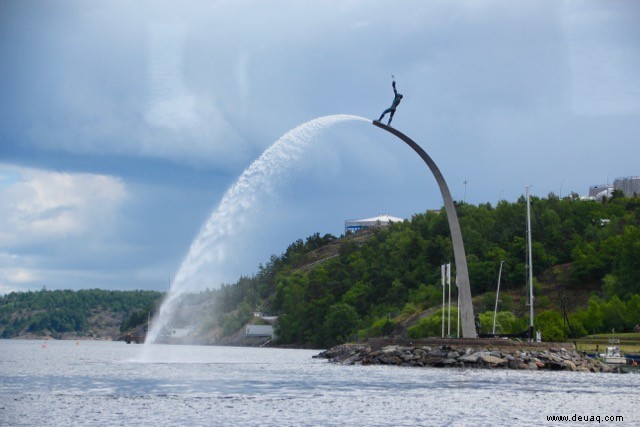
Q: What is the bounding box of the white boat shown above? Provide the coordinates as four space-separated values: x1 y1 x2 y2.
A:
603 345 626 364
600 330 626 364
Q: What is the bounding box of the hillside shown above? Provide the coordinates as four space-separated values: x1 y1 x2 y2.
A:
0 289 163 340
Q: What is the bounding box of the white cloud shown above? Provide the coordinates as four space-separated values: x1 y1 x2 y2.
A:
0 164 127 248
5 268 39 284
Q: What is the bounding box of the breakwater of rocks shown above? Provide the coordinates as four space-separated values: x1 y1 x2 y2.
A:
314 338 613 373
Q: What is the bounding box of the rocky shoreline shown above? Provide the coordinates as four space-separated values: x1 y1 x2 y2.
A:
314 338 614 373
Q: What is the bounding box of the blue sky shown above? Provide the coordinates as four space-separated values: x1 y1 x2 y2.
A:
1 0 639 294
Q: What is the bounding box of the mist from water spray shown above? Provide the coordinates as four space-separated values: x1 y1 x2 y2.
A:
145 114 368 345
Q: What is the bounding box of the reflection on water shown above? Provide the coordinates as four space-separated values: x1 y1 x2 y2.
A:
1 340 638 426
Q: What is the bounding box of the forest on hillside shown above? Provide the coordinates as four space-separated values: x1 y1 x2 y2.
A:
0 289 163 339
197 193 640 347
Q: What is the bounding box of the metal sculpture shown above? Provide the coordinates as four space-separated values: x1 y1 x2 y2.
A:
372 120 477 338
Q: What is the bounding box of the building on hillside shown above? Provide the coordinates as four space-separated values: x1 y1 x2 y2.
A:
614 176 640 197
345 214 404 234
588 176 640 200
589 184 612 199
244 324 275 338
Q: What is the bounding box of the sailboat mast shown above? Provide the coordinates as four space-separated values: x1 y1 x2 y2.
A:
526 187 534 333
492 260 504 335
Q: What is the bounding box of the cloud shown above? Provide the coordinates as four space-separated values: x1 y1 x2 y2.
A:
0 164 127 248
0 164 130 292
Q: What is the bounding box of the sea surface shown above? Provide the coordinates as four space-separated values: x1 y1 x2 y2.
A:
0 340 637 426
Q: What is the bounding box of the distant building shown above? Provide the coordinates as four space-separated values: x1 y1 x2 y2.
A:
245 324 275 338
614 176 640 197
588 176 640 199
345 214 404 234
589 184 612 198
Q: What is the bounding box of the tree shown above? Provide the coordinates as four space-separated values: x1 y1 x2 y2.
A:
323 303 360 346
535 310 566 342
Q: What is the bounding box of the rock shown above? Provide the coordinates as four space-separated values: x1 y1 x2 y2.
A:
480 355 507 366
381 345 398 354
342 354 362 365
545 353 563 364
563 360 577 371
472 351 492 358
459 354 479 363
428 349 451 358
508 359 521 369
422 356 447 365
378 355 401 365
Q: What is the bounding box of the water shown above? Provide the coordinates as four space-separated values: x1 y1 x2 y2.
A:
147 114 369 344
1 340 637 426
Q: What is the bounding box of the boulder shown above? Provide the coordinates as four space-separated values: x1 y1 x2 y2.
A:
428 349 452 358
480 355 507 366
459 354 479 363
508 358 522 369
377 355 401 365
381 345 399 354
422 356 447 366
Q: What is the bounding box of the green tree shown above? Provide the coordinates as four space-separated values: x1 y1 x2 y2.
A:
323 303 360 346
535 310 566 342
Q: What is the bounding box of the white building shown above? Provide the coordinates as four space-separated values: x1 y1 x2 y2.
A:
345 214 404 234
589 184 612 198
614 176 640 197
245 324 275 338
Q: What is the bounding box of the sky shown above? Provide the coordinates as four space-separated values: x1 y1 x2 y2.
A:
1 0 639 294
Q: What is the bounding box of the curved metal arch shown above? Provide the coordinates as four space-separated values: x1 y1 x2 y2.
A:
373 120 477 338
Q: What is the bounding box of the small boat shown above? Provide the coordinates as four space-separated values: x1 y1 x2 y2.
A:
603 345 626 365
600 330 626 365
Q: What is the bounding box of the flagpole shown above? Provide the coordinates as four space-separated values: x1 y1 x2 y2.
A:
441 264 446 337
456 275 460 338
447 263 451 337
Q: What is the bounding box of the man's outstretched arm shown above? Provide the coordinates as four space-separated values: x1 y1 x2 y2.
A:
392 80 397 96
